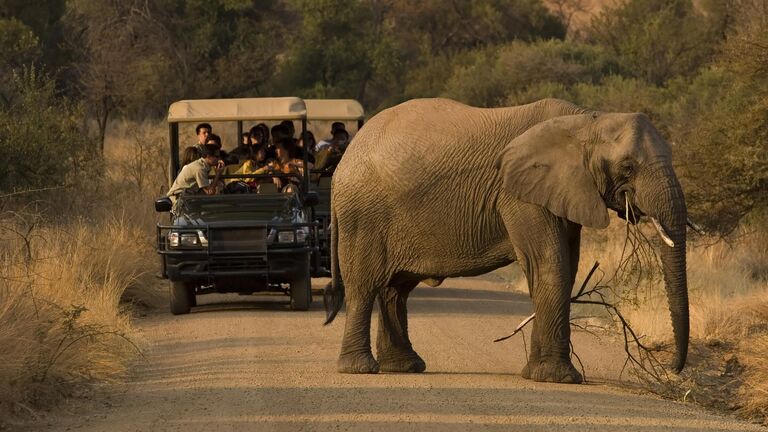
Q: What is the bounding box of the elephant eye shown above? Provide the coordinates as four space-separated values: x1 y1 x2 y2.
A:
620 163 635 177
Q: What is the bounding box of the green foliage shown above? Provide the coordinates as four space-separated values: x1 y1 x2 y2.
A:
442 40 615 107
0 0 68 72
0 68 95 194
275 0 387 101
0 0 763 232
0 17 41 101
588 0 725 85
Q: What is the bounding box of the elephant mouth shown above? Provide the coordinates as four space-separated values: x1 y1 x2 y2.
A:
615 207 643 224
611 189 644 224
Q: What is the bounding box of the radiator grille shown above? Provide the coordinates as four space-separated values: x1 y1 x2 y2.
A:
209 228 267 253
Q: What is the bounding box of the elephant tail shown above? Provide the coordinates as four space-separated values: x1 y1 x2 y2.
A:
323 200 344 325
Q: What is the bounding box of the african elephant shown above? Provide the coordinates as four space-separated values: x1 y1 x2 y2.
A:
323 98 689 384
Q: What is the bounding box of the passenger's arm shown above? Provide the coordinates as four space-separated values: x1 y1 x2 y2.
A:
202 161 225 195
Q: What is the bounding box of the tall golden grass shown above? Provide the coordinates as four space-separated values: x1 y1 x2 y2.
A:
493 214 768 420
0 119 166 416
578 222 768 419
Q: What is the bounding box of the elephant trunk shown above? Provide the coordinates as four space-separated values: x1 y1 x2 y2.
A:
636 163 689 373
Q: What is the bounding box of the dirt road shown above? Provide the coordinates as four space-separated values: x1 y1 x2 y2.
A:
24 277 762 431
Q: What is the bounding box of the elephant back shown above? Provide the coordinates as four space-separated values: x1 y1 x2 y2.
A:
336 98 587 194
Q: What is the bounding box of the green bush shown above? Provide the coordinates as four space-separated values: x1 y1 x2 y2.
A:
588 0 725 85
0 68 96 196
442 40 616 107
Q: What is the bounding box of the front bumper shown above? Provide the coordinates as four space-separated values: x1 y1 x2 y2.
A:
157 222 318 283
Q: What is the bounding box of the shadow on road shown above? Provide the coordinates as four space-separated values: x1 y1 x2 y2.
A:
185 278 531 317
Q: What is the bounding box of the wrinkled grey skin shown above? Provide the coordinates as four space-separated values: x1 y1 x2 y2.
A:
324 98 688 383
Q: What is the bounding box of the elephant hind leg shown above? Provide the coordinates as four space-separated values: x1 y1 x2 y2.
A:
376 281 425 373
337 288 380 374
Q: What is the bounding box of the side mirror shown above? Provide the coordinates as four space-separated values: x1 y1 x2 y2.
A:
155 196 173 212
303 191 320 207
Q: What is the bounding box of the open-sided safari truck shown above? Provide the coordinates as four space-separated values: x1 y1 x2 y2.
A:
304 99 365 277
155 97 320 314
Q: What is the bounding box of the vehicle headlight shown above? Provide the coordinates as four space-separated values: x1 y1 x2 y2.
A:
168 231 205 248
180 232 200 247
296 228 307 243
168 232 180 247
278 231 295 243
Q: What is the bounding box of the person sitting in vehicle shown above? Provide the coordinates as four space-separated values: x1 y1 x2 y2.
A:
268 124 291 160
235 145 268 176
181 146 201 167
166 144 225 204
280 120 296 139
194 123 212 150
314 128 348 172
298 130 316 164
206 133 237 165
272 139 313 192
315 122 346 152
257 123 270 144
229 130 255 163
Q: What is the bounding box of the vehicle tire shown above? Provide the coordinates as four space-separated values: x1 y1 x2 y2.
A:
290 258 312 311
170 281 193 315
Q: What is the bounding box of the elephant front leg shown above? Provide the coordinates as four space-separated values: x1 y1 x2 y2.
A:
337 291 380 374
523 280 582 383
509 214 583 384
375 283 426 373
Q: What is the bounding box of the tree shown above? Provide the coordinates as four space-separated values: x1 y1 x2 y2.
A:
672 1 768 233
0 68 94 194
65 0 177 152
0 18 41 103
588 0 725 85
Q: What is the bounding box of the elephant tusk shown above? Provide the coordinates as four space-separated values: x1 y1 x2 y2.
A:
687 218 706 235
625 194 629 226
651 217 675 248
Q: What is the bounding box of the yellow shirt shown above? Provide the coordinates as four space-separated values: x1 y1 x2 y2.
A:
235 160 270 177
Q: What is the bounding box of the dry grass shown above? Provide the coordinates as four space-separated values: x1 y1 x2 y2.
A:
0 216 155 412
0 119 167 417
580 220 768 420
493 216 768 421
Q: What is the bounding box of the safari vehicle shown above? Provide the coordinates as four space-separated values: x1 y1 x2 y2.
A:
304 99 365 277
155 97 319 314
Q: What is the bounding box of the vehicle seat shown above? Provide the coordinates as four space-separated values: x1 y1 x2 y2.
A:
257 183 279 194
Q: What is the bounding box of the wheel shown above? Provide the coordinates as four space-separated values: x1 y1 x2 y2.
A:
290 258 312 311
170 281 193 315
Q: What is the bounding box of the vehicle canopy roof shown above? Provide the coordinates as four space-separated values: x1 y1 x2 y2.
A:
304 99 365 121
167 97 307 123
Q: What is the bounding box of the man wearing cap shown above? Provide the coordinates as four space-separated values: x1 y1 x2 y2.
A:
167 144 225 205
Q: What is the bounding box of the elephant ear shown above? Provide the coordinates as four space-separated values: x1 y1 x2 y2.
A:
495 116 609 229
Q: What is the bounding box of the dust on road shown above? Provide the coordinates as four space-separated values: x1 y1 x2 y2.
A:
20 277 763 431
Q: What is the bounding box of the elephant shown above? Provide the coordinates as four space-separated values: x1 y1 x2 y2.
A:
323 98 689 384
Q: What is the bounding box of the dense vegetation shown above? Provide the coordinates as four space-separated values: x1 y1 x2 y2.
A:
0 0 766 232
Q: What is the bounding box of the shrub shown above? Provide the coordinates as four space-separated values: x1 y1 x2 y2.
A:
588 0 725 85
443 40 616 107
0 68 96 196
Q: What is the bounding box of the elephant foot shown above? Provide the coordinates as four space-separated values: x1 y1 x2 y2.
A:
337 351 380 374
522 358 583 384
378 350 426 373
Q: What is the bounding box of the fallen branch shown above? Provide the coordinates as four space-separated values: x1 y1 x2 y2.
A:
493 260 673 387
493 313 535 342
494 261 602 343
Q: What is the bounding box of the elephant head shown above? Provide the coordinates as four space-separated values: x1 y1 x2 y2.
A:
496 112 689 372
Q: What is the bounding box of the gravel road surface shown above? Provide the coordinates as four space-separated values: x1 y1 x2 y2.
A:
20 277 763 432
